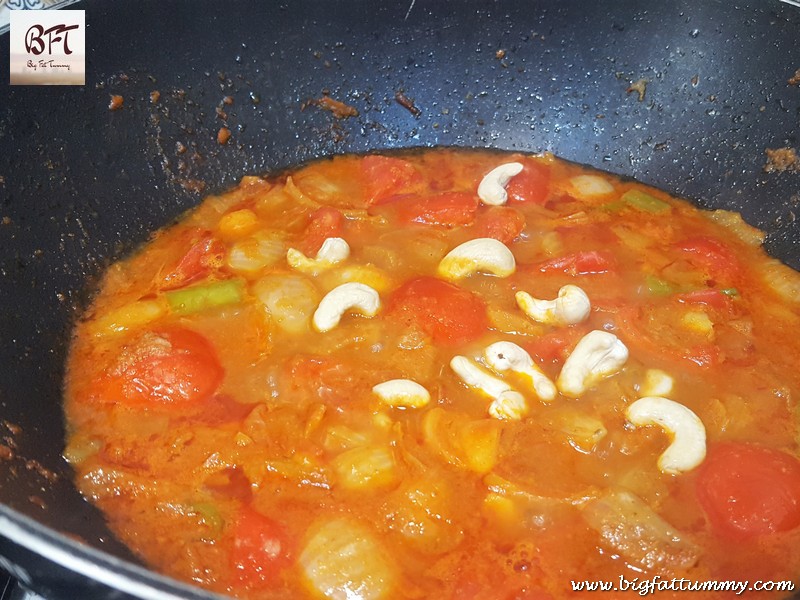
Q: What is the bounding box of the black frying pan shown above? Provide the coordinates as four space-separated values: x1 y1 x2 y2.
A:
0 1 798 598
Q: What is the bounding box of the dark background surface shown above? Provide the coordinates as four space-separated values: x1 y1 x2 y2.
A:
0 0 798 598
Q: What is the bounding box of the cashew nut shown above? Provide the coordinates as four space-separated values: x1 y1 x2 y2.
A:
640 369 674 397
450 356 511 398
488 390 528 421
626 396 706 474
372 379 431 408
312 282 380 332
287 237 350 274
437 238 516 280
477 162 524 205
483 341 557 402
450 355 528 420
515 285 591 326
556 330 629 397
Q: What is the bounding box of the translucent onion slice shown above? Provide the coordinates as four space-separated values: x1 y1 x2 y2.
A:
252 274 320 333
226 233 285 274
569 174 615 197
299 518 395 600
762 258 800 303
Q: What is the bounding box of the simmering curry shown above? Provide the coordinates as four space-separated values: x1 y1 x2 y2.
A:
64 149 800 599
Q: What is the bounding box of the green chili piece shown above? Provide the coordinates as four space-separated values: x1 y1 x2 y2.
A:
621 189 671 214
720 287 739 297
600 200 627 213
166 279 245 315
645 274 674 296
192 502 224 535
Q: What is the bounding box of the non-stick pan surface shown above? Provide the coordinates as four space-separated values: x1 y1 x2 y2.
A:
0 1 798 598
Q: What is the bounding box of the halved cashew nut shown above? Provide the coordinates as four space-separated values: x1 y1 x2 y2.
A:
372 379 431 408
641 368 674 397
488 390 528 421
437 238 516 280
483 341 557 402
515 285 591 326
450 355 528 420
287 237 350 274
557 330 629 397
626 396 706 474
312 282 380 332
477 162 524 205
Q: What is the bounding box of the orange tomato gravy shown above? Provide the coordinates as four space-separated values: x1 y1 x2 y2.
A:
64 149 800 599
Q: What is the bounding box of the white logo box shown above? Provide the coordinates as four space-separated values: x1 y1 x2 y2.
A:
8 6 85 85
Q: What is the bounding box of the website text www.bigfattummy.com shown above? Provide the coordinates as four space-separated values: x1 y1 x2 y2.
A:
570 576 796 596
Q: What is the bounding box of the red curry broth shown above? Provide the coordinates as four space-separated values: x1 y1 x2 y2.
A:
64 149 800 599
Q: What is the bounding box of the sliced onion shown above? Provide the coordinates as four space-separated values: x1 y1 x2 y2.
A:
226 233 285 274
762 258 800 303
582 489 699 571
708 210 765 247
300 518 394 600
253 274 320 333
569 174 615 197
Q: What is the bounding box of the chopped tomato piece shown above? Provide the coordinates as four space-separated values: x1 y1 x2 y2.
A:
681 344 720 368
614 305 719 369
537 250 614 275
301 207 345 255
523 327 587 366
475 206 526 244
697 443 800 539
161 230 225 290
506 162 550 205
231 508 292 585
192 393 254 424
373 192 479 227
361 155 420 205
284 355 365 405
387 277 488 346
677 288 734 310
677 236 742 283
101 328 223 406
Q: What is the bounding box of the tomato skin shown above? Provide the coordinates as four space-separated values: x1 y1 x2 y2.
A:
696 443 800 539
522 327 587 366
194 394 254 425
387 277 489 346
678 236 742 283
681 344 720 368
537 250 614 275
475 206 526 244
231 509 292 586
102 328 223 406
361 155 420 205
284 355 362 405
162 230 225 290
615 305 722 370
375 192 479 227
301 207 345 254
506 162 550 205
677 288 734 310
